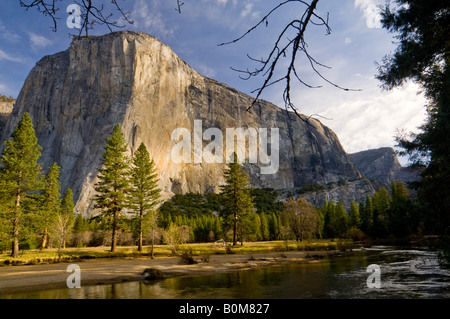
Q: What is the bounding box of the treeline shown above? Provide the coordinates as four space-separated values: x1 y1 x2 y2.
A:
67 190 285 247
0 113 430 258
321 180 422 240
0 115 162 256
0 94 15 103
0 114 76 257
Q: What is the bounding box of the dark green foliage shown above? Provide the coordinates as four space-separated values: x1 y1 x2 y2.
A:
0 113 43 257
73 214 91 233
360 195 374 234
220 153 254 246
61 188 75 217
128 142 161 252
251 188 284 214
38 162 61 248
335 201 349 238
378 0 450 235
322 201 336 238
158 189 286 243
159 193 222 220
93 124 129 252
372 187 390 237
297 183 326 195
349 201 361 229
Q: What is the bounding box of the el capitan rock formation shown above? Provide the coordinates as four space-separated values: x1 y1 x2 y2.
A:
1 31 375 215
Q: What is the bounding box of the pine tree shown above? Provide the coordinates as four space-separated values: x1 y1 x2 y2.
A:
323 201 336 238
128 142 161 254
93 124 129 252
362 195 374 234
378 0 450 234
391 179 409 204
349 200 361 229
372 187 391 237
60 188 76 248
0 113 42 257
335 201 349 238
268 212 280 240
260 213 270 241
220 153 254 246
389 180 412 237
61 188 75 216
39 162 61 249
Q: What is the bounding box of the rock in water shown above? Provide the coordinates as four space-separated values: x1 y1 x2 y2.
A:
1 31 373 216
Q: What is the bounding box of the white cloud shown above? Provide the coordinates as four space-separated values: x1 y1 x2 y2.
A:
131 0 175 38
240 3 253 17
217 0 229 6
344 37 352 44
320 82 427 154
0 49 25 63
0 20 21 42
354 0 383 28
28 32 53 50
195 63 217 78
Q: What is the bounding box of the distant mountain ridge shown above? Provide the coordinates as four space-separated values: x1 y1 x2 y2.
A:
348 147 422 189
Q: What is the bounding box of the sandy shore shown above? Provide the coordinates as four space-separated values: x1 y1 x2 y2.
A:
0 251 334 295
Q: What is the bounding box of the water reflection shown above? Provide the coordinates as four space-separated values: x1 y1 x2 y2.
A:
2 247 449 299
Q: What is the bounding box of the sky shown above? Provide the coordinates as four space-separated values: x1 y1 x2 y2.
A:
0 0 427 165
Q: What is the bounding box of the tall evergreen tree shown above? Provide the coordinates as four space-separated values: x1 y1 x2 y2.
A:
389 180 412 237
323 201 336 238
361 195 374 234
60 188 76 248
335 201 349 238
391 179 410 204
220 153 254 246
372 187 391 237
39 162 61 249
0 113 42 257
349 200 361 229
377 0 450 234
61 188 75 216
93 124 129 252
260 213 270 241
128 142 161 254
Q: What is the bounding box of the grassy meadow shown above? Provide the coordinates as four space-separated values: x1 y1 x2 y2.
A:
0 239 359 266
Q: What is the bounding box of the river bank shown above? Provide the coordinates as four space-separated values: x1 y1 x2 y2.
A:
0 249 354 295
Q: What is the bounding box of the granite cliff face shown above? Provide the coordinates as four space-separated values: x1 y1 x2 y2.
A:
0 99 14 138
349 147 422 188
1 31 374 215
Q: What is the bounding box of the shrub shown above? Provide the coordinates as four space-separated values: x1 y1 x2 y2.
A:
347 227 366 241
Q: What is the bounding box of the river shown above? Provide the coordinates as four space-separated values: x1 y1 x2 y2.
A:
1 246 450 299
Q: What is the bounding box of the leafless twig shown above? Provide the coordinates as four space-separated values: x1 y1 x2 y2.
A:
19 0 59 32
219 0 360 121
175 0 184 14
18 0 134 37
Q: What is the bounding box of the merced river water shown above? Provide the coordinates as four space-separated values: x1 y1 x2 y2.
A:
2 246 450 299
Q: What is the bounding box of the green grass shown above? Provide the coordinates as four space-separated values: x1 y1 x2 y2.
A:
0 239 360 266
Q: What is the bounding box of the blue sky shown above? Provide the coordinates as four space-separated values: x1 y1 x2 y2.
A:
0 0 426 164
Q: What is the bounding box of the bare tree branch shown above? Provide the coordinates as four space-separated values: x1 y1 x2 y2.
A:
71 0 134 37
219 0 361 121
19 0 59 32
18 0 134 37
175 0 184 14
